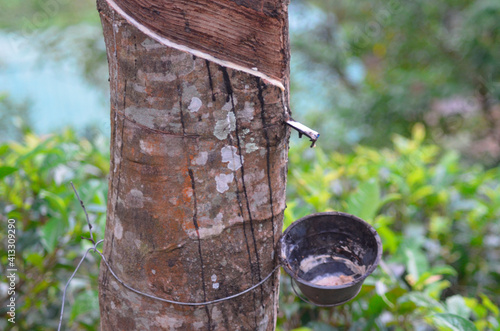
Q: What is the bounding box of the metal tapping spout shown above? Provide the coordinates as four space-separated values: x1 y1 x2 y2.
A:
285 117 320 147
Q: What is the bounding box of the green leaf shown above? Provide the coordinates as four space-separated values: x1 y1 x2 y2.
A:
414 266 457 289
379 193 402 207
407 167 425 188
412 123 426 143
431 313 478 331
39 189 69 218
25 252 45 270
347 178 380 221
0 166 18 179
446 295 472 317
0 144 9 156
32 280 50 295
480 294 499 317
428 265 457 277
399 292 444 311
425 280 452 301
376 226 398 254
14 136 53 166
70 290 99 323
366 292 387 316
410 185 435 202
41 218 66 253
284 201 297 230
464 298 487 319
404 246 429 282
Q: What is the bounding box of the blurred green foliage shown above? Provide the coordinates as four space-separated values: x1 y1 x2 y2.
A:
0 0 98 30
0 129 108 330
279 124 500 330
291 0 500 161
1 126 499 330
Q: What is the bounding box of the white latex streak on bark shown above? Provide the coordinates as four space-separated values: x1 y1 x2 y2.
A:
105 0 285 91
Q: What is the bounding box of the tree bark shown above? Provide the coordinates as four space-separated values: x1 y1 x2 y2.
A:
97 0 290 329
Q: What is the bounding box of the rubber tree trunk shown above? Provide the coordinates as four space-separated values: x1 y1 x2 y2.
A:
97 0 290 329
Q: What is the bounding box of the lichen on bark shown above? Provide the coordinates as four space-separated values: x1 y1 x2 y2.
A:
97 0 290 329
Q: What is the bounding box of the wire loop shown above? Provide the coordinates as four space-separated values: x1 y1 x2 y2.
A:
58 182 281 330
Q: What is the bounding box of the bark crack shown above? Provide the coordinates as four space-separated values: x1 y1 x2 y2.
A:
221 67 265 308
205 60 216 102
178 74 213 328
256 78 276 248
219 66 260 328
257 77 277 323
188 169 213 330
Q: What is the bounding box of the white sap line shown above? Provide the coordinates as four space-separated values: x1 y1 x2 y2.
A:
104 0 285 91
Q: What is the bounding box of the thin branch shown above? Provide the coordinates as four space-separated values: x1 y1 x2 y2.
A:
70 182 95 245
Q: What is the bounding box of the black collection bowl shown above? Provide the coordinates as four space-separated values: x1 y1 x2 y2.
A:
279 211 383 306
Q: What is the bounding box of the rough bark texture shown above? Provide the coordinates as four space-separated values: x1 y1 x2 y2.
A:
106 0 289 85
97 0 290 329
